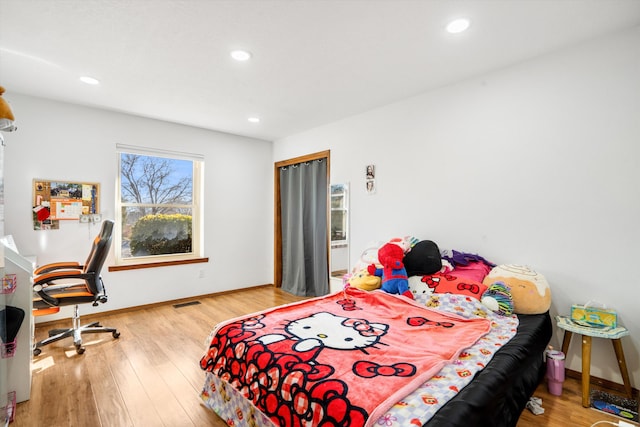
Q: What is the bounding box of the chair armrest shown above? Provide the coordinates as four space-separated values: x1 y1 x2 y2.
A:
34 287 59 307
33 270 95 308
34 261 83 275
33 270 94 286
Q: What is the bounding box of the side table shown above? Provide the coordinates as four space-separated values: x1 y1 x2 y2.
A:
556 315 632 407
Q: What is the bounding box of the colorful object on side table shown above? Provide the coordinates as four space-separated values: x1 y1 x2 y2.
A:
483 264 551 314
570 303 617 328
368 243 413 299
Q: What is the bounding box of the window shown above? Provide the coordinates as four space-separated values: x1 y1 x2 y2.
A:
115 145 203 265
330 184 348 247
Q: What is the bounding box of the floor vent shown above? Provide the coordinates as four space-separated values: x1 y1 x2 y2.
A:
173 301 201 309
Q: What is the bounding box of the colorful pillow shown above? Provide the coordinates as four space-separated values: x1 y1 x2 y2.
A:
483 264 551 314
420 272 488 300
450 261 492 282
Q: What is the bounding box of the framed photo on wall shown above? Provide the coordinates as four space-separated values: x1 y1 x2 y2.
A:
366 164 375 179
365 164 376 194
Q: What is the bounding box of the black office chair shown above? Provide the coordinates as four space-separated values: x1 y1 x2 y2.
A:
32 219 120 355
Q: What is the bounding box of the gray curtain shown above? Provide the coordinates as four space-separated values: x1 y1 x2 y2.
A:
280 159 328 296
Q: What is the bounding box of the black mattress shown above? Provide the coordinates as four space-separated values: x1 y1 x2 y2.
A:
424 311 552 427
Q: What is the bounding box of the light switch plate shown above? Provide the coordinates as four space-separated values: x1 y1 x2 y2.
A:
91 214 102 223
79 214 90 223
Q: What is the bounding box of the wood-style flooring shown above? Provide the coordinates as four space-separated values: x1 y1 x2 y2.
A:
12 286 635 427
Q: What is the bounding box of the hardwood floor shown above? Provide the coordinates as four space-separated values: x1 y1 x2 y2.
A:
517 377 636 427
12 286 635 427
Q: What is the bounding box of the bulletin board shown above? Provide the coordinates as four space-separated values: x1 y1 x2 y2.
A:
33 179 100 230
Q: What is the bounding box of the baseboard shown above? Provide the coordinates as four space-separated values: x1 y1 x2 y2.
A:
34 283 276 327
566 368 639 397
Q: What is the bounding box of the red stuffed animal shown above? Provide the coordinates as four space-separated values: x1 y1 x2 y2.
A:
368 243 413 299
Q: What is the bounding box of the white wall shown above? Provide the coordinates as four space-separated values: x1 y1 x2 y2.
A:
3 95 274 321
330 245 349 273
274 27 640 388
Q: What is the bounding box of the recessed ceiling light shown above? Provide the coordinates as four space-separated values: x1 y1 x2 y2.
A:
231 50 252 61
80 76 100 85
446 18 470 34
248 117 260 123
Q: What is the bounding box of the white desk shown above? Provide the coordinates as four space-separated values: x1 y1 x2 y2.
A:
1 246 35 405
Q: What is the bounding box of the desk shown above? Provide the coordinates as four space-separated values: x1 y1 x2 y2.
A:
556 316 632 407
1 248 35 405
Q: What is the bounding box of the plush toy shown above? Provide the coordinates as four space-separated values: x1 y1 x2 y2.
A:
483 264 551 315
404 240 442 276
368 243 413 299
353 236 418 273
347 269 381 291
480 281 514 316
386 235 419 253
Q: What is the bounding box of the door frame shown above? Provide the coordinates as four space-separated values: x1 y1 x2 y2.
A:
273 150 331 287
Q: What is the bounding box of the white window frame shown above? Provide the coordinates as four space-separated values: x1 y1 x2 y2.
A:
115 144 204 266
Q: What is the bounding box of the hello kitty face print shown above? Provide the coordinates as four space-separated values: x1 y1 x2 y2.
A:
258 311 388 357
287 312 388 350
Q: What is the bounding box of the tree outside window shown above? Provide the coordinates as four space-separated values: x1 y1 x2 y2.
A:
116 148 203 263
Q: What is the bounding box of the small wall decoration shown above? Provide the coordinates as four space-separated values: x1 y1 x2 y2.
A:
33 179 100 230
366 179 376 194
366 164 375 179
365 164 376 194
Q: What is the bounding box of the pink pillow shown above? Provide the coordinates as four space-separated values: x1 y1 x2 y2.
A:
450 261 492 282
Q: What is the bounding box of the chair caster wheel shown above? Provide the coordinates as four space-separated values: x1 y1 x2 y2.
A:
33 348 42 356
113 331 121 339
76 345 85 355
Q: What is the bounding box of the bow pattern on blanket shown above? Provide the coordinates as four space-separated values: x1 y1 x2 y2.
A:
200 287 491 427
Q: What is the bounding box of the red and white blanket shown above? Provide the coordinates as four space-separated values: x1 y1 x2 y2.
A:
200 287 491 427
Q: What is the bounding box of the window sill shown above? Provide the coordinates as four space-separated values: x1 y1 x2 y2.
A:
108 257 209 272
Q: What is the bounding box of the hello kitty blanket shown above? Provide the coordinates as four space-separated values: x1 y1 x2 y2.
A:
200 287 491 427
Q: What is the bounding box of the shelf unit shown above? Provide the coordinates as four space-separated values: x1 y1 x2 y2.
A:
1 243 35 424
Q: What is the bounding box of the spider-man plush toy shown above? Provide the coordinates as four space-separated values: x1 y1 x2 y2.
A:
368 243 413 299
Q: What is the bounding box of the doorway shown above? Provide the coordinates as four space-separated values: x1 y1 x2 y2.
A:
274 150 330 295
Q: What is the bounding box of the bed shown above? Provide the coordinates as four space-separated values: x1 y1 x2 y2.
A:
199 285 552 427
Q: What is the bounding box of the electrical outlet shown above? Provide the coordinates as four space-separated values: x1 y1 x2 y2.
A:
91 214 102 223
79 214 90 223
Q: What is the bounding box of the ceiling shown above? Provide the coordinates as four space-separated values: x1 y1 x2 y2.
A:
1 1 639 141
